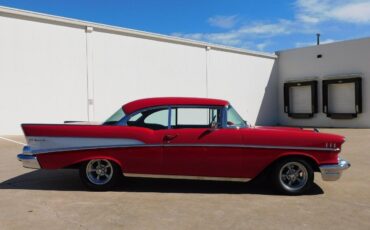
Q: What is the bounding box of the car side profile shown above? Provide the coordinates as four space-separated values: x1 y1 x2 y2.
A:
18 97 350 195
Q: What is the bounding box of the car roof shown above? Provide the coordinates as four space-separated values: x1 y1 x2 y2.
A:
122 97 229 115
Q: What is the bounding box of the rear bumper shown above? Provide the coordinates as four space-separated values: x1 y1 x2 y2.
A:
319 158 350 181
17 154 40 169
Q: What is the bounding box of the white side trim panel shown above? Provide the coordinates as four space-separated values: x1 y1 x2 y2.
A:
123 173 250 182
27 136 144 152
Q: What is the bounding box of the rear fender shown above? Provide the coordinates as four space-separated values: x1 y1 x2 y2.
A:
68 156 123 170
36 150 125 171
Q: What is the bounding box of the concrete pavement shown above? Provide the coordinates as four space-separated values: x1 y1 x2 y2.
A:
0 129 369 230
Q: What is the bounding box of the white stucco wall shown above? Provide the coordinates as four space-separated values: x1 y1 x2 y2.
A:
0 14 88 135
92 33 277 125
0 7 277 134
91 31 208 121
277 37 370 127
91 31 277 126
207 49 277 125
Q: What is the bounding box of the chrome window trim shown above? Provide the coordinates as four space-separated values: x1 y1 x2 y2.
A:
119 105 227 129
118 105 170 127
222 106 227 128
168 106 172 129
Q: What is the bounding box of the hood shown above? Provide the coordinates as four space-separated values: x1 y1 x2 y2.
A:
239 126 345 149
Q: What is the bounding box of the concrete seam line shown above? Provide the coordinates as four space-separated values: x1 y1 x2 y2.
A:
0 136 26 146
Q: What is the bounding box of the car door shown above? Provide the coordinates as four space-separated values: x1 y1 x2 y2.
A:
122 107 169 176
161 107 245 179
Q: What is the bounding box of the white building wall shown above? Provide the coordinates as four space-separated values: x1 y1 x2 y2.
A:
0 7 278 134
207 49 277 125
277 38 370 127
91 31 208 121
0 14 89 134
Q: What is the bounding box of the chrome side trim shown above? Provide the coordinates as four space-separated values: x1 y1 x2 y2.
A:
161 144 340 152
319 158 351 181
17 154 40 169
29 143 340 154
123 173 250 182
27 136 144 152
30 144 153 154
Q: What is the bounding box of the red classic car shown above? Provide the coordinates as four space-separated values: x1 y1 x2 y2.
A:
18 97 350 195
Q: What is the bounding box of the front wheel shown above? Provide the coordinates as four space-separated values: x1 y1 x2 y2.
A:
79 159 122 191
271 158 314 195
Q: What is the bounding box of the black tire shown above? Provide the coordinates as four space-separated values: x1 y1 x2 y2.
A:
79 159 122 191
271 158 314 195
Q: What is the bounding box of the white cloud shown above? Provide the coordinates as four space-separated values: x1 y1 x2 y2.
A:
256 41 272 51
238 20 292 36
172 1 370 51
295 38 336 48
296 14 320 24
330 2 370 23
172 20 292 48
208 15 238 29
295 0 370 24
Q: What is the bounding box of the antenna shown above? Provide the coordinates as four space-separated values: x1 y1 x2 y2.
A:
316 33 320 45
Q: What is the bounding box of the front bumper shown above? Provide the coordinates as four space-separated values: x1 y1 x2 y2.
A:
17 154 40 169
319 158 350 181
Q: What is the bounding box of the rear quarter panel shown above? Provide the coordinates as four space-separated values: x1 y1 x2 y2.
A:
36 147 163 175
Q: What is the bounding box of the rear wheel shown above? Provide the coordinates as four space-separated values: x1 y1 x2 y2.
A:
79 159 122 191
271 158 314 195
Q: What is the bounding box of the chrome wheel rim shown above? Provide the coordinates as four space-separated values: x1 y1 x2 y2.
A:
86 159 114 185
279 162 308 192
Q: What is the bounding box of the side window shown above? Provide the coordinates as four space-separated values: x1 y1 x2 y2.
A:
177 108 209 125
144 109 168 127
127 108 169 130
226 106 246 127
129 113 142 122
171 107 221 128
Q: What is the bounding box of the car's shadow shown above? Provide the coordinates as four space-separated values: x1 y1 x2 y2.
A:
0 169 324 195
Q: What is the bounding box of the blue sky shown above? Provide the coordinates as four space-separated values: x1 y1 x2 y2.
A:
1 0 370 52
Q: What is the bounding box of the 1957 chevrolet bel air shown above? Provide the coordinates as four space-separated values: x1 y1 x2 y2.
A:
18 97 350 195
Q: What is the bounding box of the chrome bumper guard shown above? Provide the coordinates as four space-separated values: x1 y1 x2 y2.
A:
17 154 40 169
319 158 350 181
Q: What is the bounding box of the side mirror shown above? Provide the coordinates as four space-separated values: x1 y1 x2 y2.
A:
227 121 234 126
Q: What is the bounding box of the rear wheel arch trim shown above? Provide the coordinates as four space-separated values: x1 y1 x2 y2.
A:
65 156 124 171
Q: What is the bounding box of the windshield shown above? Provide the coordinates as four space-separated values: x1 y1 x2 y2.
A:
104 108 126 125
226 105 247 127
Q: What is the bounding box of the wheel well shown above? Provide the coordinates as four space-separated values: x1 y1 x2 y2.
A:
63 158 123 171
255 154 320 181
270 155 320 172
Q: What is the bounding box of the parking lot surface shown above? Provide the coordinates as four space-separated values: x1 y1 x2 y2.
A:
0 129 369 230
